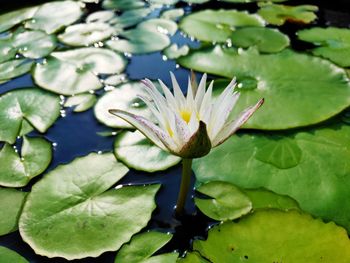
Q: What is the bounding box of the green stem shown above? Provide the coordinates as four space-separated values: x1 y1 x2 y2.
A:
175 158 193 216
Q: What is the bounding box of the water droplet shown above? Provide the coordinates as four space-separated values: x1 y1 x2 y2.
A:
226 38 232 48
20 157 25 161
52 142 58 147
31 19 36 24
97 151 102 154
15 54 20 59
98 41 104 47
104 85 115 91
157 26 169 35
89 90 95 94
17 136 21 139
60 109 66 117
13 146 17 149
115 185 123 189
175 64 180 69
93 42 99 48
123 52 132 58
111 131 117 136
190 36 195 42
162 55 168 61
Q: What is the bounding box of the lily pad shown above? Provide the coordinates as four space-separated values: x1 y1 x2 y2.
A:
114 131 180 172
0 136 52 187
102 0 145 10
0 7 38 33
0 36 17 63
298 27 350 67
178 46 350 130
24 1 84 34
19 153 160 260
0 88 60 144
161 8 184 21
34 48 127 95
58 23 116 47
193 123 350 231
109 9 153 28
0 246 28 263
94 81 154 129
163 44 189 59
0 188 27 235
195 181 252 221
230 27 289 53
115 231 178 263
193 210 350 263
0 59 33 82
106 19 175 54
179 10 265 42
258 3 318 25
86 10 116 23
178 252 209 263
64 93 97 112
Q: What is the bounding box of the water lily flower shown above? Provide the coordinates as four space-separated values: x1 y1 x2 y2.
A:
109 72 263 159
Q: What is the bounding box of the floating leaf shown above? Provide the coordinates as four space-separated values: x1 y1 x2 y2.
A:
298 27 350 67
114 131 180 172
34 48 127 95
64 93 97 112
24 1 84 34
0 88 60 144
161 8 184 21
193 210 350 263
179 10 264 42
86 10 116 23
0 7 38 33
104 74 127 86
107 19 176 54
58 23 116 47
0 36 17 63
115 231 177 263
94 81 154 129
163 44 189 59
102 0 145 10
230 27 289 53
243 188 300 211
195 181 252 221
0 137 52 187
0 188 27 236
178 252 209 263
178 46 350 130
0 246 28 263
258 3 318 25
109 8 152 28
19 153 160 260
0 59 33 82
193 124 350 231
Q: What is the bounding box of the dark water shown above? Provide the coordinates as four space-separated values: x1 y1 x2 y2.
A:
0 0 349 262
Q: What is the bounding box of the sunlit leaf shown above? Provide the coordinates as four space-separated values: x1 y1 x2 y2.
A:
163 44 189 59
64 93 97 112
0 59 33 83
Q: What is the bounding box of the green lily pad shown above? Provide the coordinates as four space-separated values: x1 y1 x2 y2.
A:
193 210 350 263
0 59 33 82
24 1 84 34
178 252 210 263
193 123 350 231
104 74 127 86
230 27 289 53
0 136 52 187
86 10 116 23
106 19 175 54
298 27 350 67
243 188 300 211
0 246 28 263
0 7 38 33
195 181 252 221
161 8 184 21
64 93 97 112
94 81 154 129
109 8 153 28
0 36 17 63
163 44 189 59
258 3 318 26
178 46 350 130
34 48 127 95
179 10 265 43
19 153 160 260
0 88 60 144
102 0 145 10
58 23 116 47
0 188 27 236
115 231 177 263
114 131 180 172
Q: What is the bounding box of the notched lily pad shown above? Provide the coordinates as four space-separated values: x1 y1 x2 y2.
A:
19 153 160 260
0 188 27 235
64 93 97 112
195 181 252 221
193 210 350 263
193 124 350 231
258 3 318 25
34 48 127 95
115 231 178 263
94 81 154 129
298 27 350 67
0 136 52 187
179 9 265 42
163 44 189 59
0 88 60 144
178 46 350 130
114 131 180 172
0 7 38 33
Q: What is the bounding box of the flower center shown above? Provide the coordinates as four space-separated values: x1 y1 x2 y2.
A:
180 110 191 123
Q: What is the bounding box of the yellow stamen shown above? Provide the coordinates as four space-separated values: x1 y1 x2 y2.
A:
166 124 174 137
180 110 191 123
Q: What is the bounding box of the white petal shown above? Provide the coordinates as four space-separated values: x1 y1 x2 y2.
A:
199 80 213 117
195 73 207 111
211 98 264 147
109 109 178 152
174 113 191 145
186 76 195 109
158 79 178 110
170 71 186 109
